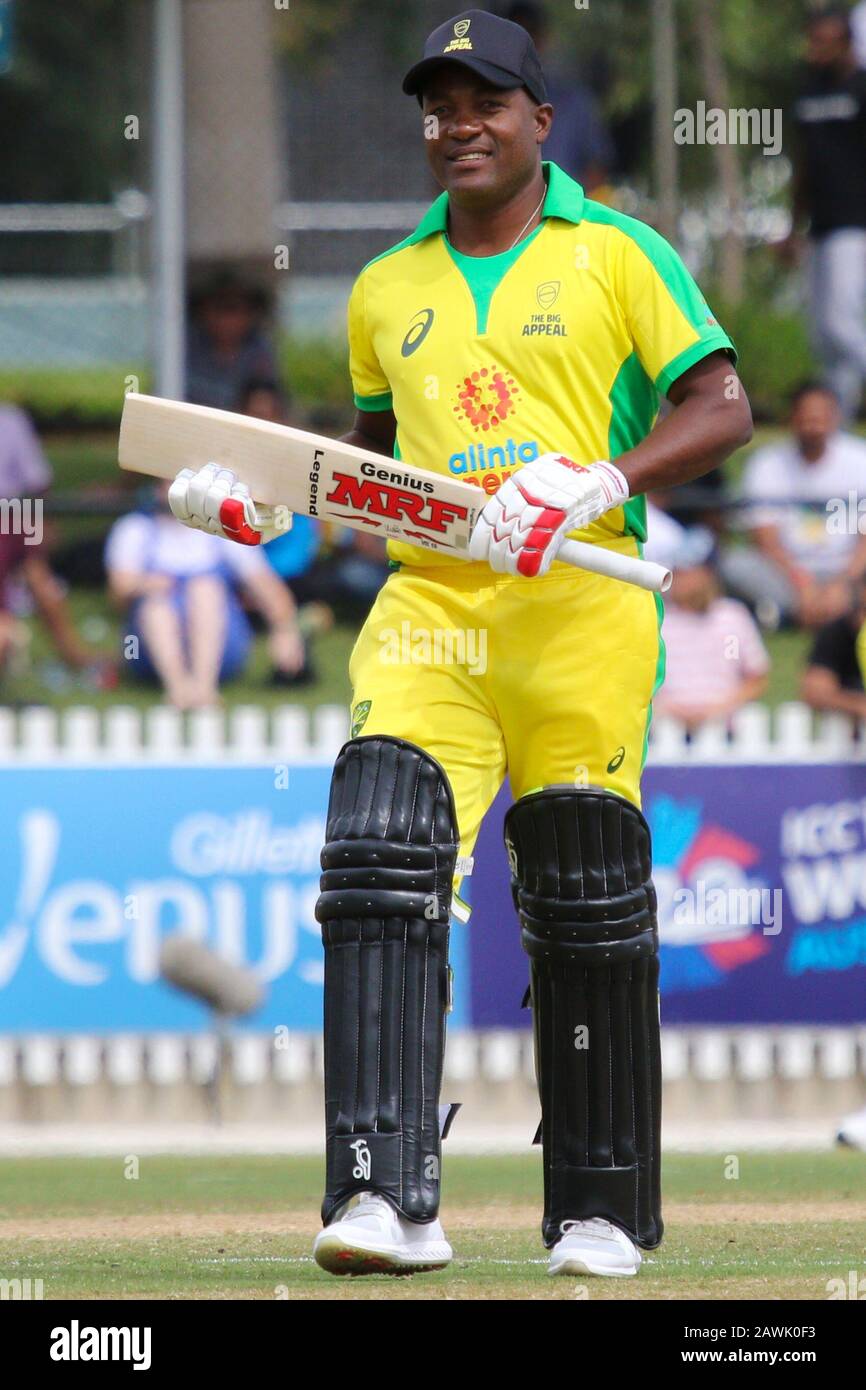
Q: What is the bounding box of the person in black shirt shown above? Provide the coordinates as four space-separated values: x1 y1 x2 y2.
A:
784 9 866 418
801 573 866 717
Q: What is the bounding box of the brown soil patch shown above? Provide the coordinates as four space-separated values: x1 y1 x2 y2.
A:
0 1199 862 1243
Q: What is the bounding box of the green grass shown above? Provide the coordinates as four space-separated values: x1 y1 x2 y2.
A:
0 1152 862 1300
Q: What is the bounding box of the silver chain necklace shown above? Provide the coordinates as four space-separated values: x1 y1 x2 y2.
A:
506 190 546 251
448 189 546 253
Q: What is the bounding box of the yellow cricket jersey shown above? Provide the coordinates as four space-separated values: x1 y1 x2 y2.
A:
348 160 736 570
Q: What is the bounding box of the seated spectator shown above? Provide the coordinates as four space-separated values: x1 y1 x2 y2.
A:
186 270 278 411
801 573 866 720
655 528 770 731
0 401 52 499
722 383 866 629
0 532 111 685
0 402 110 685
105 484 308 708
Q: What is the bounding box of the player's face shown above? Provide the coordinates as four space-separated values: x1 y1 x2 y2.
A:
805 19 850 70
791 391 839 453
421 69 550 206
670 565 715 612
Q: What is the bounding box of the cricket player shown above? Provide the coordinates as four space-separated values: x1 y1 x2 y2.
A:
169 10 752 1278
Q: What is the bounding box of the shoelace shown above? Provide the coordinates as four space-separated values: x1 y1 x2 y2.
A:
341 1195 388 1223
559 1218 621 1242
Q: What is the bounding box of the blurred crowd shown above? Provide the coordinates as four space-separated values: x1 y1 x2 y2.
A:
2 3 866 726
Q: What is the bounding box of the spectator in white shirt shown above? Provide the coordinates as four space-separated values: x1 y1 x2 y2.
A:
656 528 770 731
721 383 866 628
105 486 306 708
643 497 687 571
851 0 866 67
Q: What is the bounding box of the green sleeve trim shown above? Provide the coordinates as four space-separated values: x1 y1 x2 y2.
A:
655 337 736 396
353 391 393 412
640 589 667 775
623 494 648 542
581 203 737 379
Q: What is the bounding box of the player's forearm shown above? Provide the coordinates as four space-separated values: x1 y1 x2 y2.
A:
801 669 866 718
340 407 398 459
750 526 808 589
243 569 299 629
613 386 752 496
340 428 393 458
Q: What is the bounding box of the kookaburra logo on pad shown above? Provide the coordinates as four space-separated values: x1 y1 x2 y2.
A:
350 1140 372 1181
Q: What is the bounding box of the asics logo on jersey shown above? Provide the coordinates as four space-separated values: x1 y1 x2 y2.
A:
401 308 435 357
607 747 626 772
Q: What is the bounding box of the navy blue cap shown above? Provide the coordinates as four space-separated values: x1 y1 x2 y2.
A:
402 9 548 105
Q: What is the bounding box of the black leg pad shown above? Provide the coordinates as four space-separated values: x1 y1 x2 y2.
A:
316 736 458 1224
505 786 663 1249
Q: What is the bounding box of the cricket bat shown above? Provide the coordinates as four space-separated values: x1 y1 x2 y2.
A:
118 393 671 593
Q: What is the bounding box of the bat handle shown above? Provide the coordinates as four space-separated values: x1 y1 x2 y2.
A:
557 539 672 593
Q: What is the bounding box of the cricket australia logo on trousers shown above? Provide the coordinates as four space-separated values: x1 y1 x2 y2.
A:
351 1139 372 1181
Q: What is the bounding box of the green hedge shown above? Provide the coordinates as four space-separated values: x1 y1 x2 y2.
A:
0 311 816 432
0 338 353 432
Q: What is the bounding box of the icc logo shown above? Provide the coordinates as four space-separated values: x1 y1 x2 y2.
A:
454 19 471 37
536 281 560 310
350 1139 372 1181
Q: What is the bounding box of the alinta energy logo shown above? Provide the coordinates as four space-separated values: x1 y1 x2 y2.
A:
453 366 518 432
449 365 539 481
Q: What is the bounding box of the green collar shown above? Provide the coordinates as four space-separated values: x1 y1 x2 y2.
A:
408 161 585 244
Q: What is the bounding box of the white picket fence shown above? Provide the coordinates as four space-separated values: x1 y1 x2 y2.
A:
0 699 862 764
2 1027 866 1090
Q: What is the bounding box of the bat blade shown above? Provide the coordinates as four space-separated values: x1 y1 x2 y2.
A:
117 393 671 592
118 392 482 556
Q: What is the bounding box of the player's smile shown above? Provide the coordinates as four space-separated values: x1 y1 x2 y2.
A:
446 145 495 179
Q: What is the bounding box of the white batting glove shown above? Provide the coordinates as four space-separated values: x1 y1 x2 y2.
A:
468 452 629 577
167 462 292 546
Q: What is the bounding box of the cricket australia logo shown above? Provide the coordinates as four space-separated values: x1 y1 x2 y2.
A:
350 1139 372 1181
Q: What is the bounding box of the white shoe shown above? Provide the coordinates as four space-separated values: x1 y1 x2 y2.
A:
313 1192 453 1276
548 1217 642 1278
837 1105 866 1150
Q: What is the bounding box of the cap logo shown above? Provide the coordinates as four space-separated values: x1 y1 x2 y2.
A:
443 16 472 53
